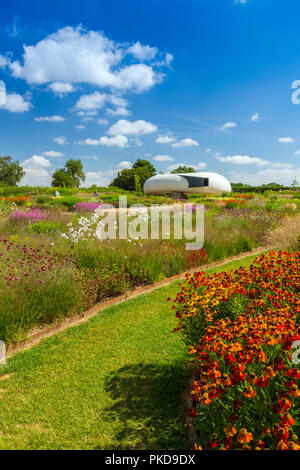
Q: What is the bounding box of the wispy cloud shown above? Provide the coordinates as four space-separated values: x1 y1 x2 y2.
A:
220 121 237 131
35 115 65 122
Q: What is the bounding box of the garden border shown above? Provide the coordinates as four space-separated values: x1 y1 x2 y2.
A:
6 245 274 359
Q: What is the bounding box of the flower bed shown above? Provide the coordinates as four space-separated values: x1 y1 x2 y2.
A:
10 208 47 222
0 195 31 205
171 251 300 450
75 202 101 212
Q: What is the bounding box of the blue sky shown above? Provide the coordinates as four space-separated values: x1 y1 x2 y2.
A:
0 0 300 186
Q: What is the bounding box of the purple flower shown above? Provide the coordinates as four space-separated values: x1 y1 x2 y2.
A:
10 208 47 222
75 202 101 212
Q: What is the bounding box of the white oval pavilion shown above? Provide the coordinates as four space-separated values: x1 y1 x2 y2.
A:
144 172 231 195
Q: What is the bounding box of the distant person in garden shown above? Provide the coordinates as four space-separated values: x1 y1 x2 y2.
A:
55 190 60 197
93 190 99 197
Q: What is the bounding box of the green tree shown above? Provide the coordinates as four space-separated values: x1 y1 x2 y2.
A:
64 159 85 187
171 165 196 174
132 159 156 176
51 159 85 188
0 156 25 186
133 172 142 192
110 159 156 191
110 169 135 191
51 170 75 188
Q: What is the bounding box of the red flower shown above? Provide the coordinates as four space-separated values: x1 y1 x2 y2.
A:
274 357 284 371
256 376 269 388
278 398 292 412
224 353 235 365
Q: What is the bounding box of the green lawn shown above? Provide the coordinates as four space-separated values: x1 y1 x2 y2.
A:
0 253 263 450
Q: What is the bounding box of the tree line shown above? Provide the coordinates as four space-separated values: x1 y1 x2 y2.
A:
0 155 298 191
0 156 195 189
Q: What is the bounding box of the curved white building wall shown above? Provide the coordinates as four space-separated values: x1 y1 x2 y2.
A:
144 172 231 195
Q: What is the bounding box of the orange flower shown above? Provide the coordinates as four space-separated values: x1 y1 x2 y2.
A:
289 385 300 398
278 398 292 411
224 423 237 437
264 366 276 378
172 251 300 451
199 393 212 405
288 441 300 450
280 413 295 428
244 386 256 399
194 443 203 450
237 429 253 444
262 426 271 436
277 440 289 450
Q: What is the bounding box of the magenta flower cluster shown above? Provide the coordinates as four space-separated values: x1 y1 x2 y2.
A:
10 208 47 222
0 239 76 287
75 202 101 212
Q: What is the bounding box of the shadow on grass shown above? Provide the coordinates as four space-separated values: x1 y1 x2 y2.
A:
100 362 190 450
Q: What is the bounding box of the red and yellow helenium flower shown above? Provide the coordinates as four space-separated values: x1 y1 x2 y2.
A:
175 251 300 450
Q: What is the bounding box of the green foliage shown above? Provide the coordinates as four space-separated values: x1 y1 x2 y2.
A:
110 168 135 191
64 159 86 187
132 159 156 174
51 170 75 188
28 221 64 234
171 166 196 174
51 159 85 187
231 182 296 193
35 195 49 205
59 196 83 208
0 156 25 186
110 159 156 191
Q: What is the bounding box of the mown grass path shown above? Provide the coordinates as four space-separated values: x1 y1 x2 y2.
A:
0 253 261 450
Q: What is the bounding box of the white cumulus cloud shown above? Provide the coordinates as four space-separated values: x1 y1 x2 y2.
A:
48 82 75 95
127 42 158 61
278 137 294 143
42 150 64 157
108 119 157 136
106 106 130 116
153 155 174 162
155 135 176 144
21 155 52 186
216 155 269 166
74 91 108 111
78 134 128 148
0 92 31 112
3 26 168 94
171 138 199 148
